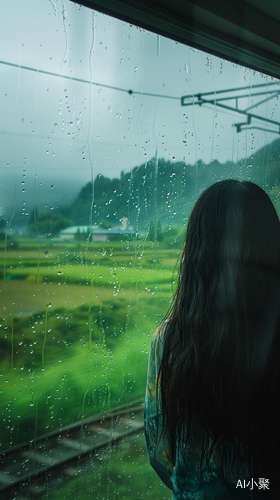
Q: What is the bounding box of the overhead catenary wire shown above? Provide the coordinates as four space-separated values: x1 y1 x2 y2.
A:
181 82 280 133
3 58 278 103
0 59 180 100
1 58 280 133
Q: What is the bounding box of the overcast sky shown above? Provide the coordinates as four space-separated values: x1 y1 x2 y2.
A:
1 0 280 220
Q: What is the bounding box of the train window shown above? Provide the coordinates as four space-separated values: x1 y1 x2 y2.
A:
0 0 280 498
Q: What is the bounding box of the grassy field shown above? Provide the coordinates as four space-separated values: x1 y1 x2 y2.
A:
0 237 181 452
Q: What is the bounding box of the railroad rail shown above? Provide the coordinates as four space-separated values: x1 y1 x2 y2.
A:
0 399 144 496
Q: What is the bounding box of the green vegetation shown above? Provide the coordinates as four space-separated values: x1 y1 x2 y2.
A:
2 142 280 496
0 237 180 452
64 140 280 230
18 141 280 243
28 209 72 237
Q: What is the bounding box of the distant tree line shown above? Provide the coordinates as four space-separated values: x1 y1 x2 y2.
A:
28 208 72 237
25 138 280 238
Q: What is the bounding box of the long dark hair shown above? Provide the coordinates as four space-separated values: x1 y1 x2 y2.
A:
159 180 280 495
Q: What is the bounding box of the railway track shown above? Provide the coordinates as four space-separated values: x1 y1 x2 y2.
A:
0 399 144 497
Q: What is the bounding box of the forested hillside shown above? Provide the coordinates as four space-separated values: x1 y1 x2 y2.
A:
61 157 236 231
61 137 280 231
4 138 279 236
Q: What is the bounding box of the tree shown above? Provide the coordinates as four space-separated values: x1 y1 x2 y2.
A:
100 219 112 229
28 211 72 237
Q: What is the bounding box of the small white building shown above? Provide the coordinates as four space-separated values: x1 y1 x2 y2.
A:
92 228 135 242
60 223 135 242
60 226 98 240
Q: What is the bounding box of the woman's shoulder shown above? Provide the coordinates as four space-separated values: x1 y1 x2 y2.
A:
153 319 169 340
150 320 170 364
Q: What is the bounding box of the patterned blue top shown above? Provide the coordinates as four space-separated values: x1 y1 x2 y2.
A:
144 327 254 500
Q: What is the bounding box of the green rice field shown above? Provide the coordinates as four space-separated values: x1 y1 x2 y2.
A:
0 237 181 453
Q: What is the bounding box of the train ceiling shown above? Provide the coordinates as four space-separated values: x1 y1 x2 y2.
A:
70 0 280 79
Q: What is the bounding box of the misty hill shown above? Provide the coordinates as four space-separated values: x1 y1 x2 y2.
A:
61 158 199 230
4 137 280 233
61 138 280 231
240 137 280 187
1 175 84 231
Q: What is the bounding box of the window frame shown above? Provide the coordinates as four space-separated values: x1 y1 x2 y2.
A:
70 0 280 79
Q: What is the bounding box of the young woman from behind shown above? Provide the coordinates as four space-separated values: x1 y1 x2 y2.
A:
145 180 280 499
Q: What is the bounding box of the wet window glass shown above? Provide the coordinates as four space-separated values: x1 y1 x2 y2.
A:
0 0 280 498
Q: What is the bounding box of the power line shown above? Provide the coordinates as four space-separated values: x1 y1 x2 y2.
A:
0 59 179 101
2 58 280 133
